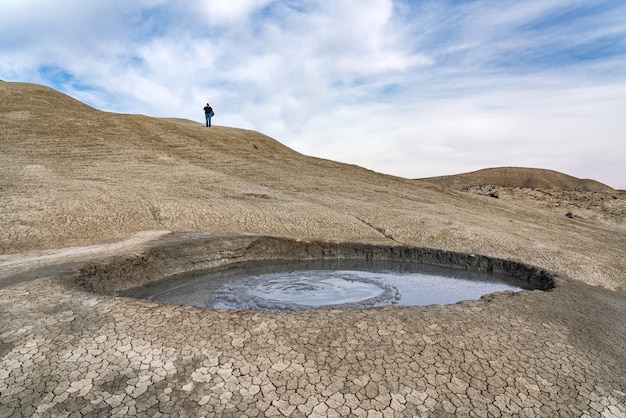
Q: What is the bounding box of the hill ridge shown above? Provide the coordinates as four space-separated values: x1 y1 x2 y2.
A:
3 81 613 191
421 166 614 192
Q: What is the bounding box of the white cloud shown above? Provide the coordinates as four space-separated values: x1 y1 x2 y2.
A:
289 77 626 188
194 0 276 25
1 0 625 188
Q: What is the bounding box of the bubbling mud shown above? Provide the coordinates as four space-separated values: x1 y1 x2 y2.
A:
125 259 531 311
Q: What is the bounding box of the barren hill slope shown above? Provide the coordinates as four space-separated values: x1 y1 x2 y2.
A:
1 81 625 289
421 167 624 228
422 167 615 192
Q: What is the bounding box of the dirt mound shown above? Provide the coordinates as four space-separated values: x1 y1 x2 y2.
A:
422 167 615 192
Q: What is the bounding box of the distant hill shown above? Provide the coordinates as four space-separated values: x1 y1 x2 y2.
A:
421 167 615 192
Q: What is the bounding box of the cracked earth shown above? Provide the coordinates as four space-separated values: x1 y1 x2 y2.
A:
1 234 625 417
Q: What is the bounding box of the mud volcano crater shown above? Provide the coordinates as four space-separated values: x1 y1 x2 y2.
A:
66 233 556 310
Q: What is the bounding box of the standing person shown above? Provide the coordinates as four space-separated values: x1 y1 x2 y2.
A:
203 103 214 127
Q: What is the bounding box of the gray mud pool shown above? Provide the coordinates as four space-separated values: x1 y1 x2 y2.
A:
123 260 531 311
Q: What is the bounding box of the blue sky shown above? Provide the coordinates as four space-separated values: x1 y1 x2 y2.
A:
2 0 625 189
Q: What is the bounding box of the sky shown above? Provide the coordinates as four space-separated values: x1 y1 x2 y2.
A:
1 0 625 189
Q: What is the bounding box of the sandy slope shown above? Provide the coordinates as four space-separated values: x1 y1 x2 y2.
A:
1 80 625 290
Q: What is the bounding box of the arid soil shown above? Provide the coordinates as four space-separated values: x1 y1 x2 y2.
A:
1 81 625 416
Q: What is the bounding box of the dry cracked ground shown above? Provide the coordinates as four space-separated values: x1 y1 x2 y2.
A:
1 81 625 417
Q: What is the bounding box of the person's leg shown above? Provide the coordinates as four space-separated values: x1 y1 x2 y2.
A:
205 114 209 127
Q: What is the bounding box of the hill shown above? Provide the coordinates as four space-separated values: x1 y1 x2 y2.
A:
1 80 625 290
422 167 615 192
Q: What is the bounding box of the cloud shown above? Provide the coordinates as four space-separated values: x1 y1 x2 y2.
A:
194 0 276 25
1 0 625 188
